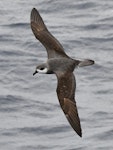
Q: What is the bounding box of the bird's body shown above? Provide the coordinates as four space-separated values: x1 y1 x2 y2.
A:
31 8 94 137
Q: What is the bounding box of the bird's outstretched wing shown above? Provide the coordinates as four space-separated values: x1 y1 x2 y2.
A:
56 72 82 137
31 8 69 59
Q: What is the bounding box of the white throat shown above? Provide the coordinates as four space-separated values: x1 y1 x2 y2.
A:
37 68 48 74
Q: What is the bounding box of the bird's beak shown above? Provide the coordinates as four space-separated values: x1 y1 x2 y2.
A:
33 70 38 76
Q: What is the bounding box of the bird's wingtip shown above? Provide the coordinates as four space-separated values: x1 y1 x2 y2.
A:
32 8 36 11
78 131 82 137
31 8 38 16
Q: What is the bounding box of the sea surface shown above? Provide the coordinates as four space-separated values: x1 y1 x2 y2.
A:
0 0 113 150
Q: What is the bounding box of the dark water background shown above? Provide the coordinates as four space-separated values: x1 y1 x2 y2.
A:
0 0 113 150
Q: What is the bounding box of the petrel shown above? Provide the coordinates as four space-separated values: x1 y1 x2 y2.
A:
31 8 94 137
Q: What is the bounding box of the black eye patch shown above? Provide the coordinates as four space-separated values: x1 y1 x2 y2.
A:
40 68 44 70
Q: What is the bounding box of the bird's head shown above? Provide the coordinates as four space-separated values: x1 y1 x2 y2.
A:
33 63 53 76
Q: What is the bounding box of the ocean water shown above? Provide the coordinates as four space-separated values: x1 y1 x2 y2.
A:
0 0 113 150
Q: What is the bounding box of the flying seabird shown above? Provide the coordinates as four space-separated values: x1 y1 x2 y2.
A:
31 8 94 137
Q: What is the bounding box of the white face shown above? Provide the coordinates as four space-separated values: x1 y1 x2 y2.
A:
37 68 48 74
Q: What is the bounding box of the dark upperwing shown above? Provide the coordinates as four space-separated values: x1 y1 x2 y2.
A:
31 8 69 59
56 72 82 137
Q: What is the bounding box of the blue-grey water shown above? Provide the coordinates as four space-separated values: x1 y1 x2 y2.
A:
0 0 113 150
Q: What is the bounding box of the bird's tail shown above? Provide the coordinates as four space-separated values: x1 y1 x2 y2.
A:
78 59 94 67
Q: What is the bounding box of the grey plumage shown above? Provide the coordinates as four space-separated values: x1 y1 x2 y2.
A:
31 8 94 137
